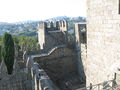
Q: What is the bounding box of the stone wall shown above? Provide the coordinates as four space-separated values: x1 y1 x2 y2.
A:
38 21 68 51
74 23 87 83
26 54 60 90
43 31 67 52
87 0 120 86
0 52 32 90
0 72 32 90
34 47 78 83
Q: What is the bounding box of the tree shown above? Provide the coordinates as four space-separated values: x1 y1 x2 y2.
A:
13 36 20 52
0 45 2 63
0 37 3 63
2 32 15 74
18 35 38 51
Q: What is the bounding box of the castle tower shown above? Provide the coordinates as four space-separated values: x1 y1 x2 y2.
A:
74 23 87 83
37 20 68 51
87 0 120 87
38 22 46 49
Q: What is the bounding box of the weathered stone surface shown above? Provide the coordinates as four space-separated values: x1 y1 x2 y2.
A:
38 21 68 51
0 61 7 79
0 72 32 90
74 23 87 81
87 0 120 86
35 47 78 82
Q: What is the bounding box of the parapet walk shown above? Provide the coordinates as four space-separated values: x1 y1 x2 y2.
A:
25 45 67 90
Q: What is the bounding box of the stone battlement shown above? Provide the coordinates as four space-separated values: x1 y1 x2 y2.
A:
38 20 68 50
38 20 67 32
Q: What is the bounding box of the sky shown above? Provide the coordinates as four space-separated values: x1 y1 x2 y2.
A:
0 0 86 23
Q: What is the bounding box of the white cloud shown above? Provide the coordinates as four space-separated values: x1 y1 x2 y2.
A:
0 0 86 22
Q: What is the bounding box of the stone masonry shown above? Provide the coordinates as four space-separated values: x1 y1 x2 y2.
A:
0 54 32 90
87 0 120 87
74 23 87 83
34 21 87 90
38 21 68 51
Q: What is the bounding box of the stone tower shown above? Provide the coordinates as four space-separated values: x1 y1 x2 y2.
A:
38 20 68 51
87 0 120 86
38 22 46 49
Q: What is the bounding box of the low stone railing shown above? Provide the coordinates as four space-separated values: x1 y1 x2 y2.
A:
80 79 119 90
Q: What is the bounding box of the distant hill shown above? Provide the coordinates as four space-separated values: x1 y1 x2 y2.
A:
0 22 11 25
13 20 40 24
46 16 86 22
0 16 86 36
46 16 70 21
0 21 39 36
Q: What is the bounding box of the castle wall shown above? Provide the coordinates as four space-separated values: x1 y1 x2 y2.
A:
38 23 45 49
0 72 32 90
43 31 67 52
87 0 120 86
38 21 68 52
0 52 32 90
26 58 59 90
74 23 87 82
34 47 78 83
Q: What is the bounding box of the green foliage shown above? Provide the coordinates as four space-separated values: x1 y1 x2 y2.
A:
0 37 3 63
0 46 2 63
12 35 39 52
13 36 20 52
2 32 15 75
18 31 37 36
0 37 3 44
68 33 74 41
16 35 38 51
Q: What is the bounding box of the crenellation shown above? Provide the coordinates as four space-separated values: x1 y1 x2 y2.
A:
38 21 68 32
38 22 47 30
49 21 54 28
38 20 68 51
55 21 59 29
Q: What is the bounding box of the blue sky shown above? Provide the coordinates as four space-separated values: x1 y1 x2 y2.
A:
0 0 86 23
